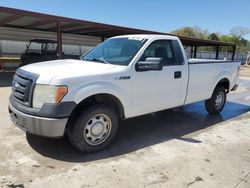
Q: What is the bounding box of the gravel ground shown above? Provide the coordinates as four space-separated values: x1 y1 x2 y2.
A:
0 70 249 188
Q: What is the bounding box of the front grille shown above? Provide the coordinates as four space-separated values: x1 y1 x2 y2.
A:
12 69 39 106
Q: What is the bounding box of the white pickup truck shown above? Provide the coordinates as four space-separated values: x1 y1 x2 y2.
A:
9 34 240 152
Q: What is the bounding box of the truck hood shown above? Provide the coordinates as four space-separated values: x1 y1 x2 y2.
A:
21 59 120 83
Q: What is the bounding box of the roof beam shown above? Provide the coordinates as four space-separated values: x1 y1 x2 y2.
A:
72 28 111 34
52 23 81 31
85 29 127 35
51 24 92 32
26 20 56 29
0 14 24 26
67 27 101 34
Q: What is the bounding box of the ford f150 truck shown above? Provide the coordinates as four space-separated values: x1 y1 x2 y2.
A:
9 34 240 152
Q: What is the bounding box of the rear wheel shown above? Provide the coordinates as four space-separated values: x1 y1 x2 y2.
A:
68 104 119 152
205 86 226 114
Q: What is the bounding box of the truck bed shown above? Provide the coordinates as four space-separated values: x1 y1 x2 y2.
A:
185 58 240 105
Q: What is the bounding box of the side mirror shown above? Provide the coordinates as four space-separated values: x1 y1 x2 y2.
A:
136 57 163 71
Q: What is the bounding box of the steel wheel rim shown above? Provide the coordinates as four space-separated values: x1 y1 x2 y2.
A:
215 91 225 109
83 114 112 146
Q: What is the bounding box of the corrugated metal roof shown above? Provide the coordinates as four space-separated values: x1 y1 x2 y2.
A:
0 6 235 47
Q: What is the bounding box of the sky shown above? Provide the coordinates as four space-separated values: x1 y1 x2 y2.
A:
0 0 250 39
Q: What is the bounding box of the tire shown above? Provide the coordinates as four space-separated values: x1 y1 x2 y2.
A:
205 86 226 114
68 104 119 152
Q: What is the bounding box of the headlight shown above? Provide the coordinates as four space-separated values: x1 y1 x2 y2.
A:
32 85 68 108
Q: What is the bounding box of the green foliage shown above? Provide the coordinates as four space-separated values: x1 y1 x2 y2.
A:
230 26 250 38
171 26 250 53
171 26 209 39
208 33 220 41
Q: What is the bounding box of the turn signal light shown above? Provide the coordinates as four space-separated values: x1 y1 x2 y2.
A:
55 86 68 103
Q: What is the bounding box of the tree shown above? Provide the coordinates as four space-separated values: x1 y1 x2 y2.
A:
171 26 250 53
171 26 196 37
171 26 208 39
230 26 250 38
208 33 220 41
230 26 250 52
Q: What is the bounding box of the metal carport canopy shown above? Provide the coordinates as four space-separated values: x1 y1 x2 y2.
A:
0 6 236 59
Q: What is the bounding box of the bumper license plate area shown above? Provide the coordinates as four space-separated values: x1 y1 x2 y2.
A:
10 112 25 128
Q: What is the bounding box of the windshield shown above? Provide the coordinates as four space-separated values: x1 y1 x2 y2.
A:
81 37 146 66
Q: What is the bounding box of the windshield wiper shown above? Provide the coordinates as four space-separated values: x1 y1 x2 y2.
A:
90 58 110 64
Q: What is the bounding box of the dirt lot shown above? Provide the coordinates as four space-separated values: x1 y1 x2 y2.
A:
0 67 249 188
240 65 250 77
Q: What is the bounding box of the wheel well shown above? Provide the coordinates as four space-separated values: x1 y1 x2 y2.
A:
216 78 230 93
65 94 124 133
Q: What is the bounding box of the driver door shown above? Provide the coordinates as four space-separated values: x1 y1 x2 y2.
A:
131 39 184 117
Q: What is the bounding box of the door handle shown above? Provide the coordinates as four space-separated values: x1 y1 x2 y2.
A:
174 71 182 79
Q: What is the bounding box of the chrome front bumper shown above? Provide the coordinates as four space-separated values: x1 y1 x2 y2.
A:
9 103 68 138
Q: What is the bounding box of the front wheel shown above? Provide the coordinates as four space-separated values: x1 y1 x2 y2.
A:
68 104 119 152
205 86 226 114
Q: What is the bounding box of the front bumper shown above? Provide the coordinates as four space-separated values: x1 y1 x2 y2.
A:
9 102 68 138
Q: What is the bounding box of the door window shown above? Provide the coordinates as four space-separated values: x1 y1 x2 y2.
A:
141 40 183 65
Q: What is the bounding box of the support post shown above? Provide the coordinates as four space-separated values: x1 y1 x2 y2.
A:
57 21 62 59
0 59 2 71
215 45 219 59
232 45 236 60
190 46 194 58
194 45 197 58
101 37 105 42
